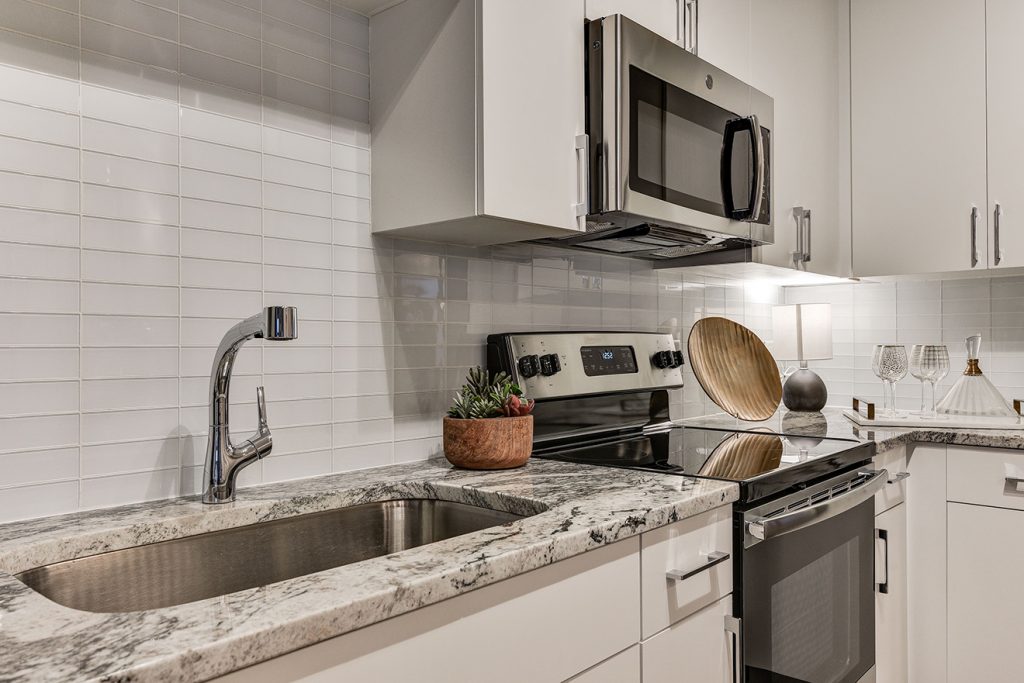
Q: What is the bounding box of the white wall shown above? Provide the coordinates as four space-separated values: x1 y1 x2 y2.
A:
784 277 1024 413
0 0 783 523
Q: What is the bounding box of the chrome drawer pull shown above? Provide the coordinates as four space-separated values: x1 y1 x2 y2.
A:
887 471 910 485
666 550 730 581
1004 477 1024 496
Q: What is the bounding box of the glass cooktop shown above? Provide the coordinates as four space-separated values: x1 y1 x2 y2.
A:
533 426 873 503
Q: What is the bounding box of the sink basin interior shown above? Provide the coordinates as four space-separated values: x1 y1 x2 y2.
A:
16 498 530 614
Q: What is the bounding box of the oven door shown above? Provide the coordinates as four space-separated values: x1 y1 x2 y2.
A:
590 15 773 243
738 468 887 683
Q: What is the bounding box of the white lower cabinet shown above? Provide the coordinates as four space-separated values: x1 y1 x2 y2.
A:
214 538 641 683
874 503 907 683
641 595 733 683
947 502 1024 682
215 504 734 683
568 645 641 683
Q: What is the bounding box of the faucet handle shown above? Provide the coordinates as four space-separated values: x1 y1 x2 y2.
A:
256 385 268 432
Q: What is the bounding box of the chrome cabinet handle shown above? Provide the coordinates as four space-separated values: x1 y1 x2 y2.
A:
677 0 698 53
748 469 889 541
994 202 1003 266
803 209 812 263
665 550 729 581
725 616 744 683
970 205 980 268
887 471 910 485
574 133 589 221
875 528 890 594
1004 476 1024 496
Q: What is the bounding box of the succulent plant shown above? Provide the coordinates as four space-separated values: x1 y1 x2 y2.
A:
447 366 535 419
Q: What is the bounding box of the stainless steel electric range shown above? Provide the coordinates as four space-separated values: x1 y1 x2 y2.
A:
488 331 880 683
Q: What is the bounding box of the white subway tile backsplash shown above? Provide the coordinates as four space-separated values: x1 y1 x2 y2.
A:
0 242 79 280
0 0 795 523
0 413 78 452
0 278 79 314
83 184 178 224
82 250 179 287
0 135 78 180
0 381 78 417
0 170 79 213
82 347 178 379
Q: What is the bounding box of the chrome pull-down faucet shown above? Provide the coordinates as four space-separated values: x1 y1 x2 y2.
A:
202 306 298 504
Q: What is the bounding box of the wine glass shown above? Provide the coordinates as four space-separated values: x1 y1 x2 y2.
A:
873 344 908 417
909 345 927 415
918 345 950 418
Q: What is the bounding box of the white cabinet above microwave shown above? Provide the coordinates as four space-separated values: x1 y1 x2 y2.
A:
370 0 587 245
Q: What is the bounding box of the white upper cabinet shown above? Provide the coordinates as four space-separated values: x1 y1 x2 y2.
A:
986 0 1024 270
749 0 845 277
370 0 586 245
585 0 680 43
851 0 988 276
697 0 751 82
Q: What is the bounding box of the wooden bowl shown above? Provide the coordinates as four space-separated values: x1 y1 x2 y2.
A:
688 317 782 421
443 416 533 469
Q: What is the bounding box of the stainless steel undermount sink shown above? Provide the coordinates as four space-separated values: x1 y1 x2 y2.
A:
15 498 531 614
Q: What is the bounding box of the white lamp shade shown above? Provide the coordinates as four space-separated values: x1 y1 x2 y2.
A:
772 303 833 362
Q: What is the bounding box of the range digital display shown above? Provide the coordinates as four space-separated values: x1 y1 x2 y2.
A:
580 345 638 376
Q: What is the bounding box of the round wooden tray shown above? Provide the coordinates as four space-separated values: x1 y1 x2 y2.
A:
687 317 782 421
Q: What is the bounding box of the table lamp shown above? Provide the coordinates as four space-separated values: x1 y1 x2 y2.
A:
771 303 832 412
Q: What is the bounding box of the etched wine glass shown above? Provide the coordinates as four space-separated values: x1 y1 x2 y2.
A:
873 344 908 417
918 345 950 418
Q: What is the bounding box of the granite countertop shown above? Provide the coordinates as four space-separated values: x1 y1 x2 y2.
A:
681 406 1024 454
0 459 736 683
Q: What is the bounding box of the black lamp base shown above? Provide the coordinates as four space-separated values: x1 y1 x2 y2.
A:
782 368 828 412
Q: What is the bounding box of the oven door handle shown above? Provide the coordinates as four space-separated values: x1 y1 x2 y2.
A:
747 469 888 541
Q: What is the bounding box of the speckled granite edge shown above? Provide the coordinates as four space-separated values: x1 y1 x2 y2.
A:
0 459 736 683
680 407 1024 454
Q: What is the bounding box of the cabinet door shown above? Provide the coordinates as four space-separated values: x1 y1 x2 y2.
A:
641 595 732 683
585 0 679 43
480 0 587 233
948 502 1024 682
750 0 844 277
875 503 907 683
698 0 751 82
568 645 641 683
986 0 1024 269
851 0 987 276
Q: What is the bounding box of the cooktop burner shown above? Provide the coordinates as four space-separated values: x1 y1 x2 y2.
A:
533 426 874 503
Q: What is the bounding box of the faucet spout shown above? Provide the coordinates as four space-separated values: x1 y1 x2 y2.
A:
202 307 298 504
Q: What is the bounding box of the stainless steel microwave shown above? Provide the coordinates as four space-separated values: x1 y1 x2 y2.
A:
577 15 774 261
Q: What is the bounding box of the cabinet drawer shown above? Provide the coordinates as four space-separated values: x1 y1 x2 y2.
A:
640 505 732 639
641 594 732 683
947 446 1024 510
874 445 908 514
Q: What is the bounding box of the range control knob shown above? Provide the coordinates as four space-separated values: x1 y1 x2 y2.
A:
518 354 540 378
672 350 685 368
652 350 674 369
539 353 561 376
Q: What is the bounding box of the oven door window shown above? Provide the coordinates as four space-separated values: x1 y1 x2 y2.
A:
628 65 754 219
742 499 875 683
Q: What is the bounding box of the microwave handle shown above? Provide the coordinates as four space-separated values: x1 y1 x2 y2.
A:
749 115 766 221
721 115 762 221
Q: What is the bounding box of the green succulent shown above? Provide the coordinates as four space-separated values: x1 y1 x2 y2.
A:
447 366 535 419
